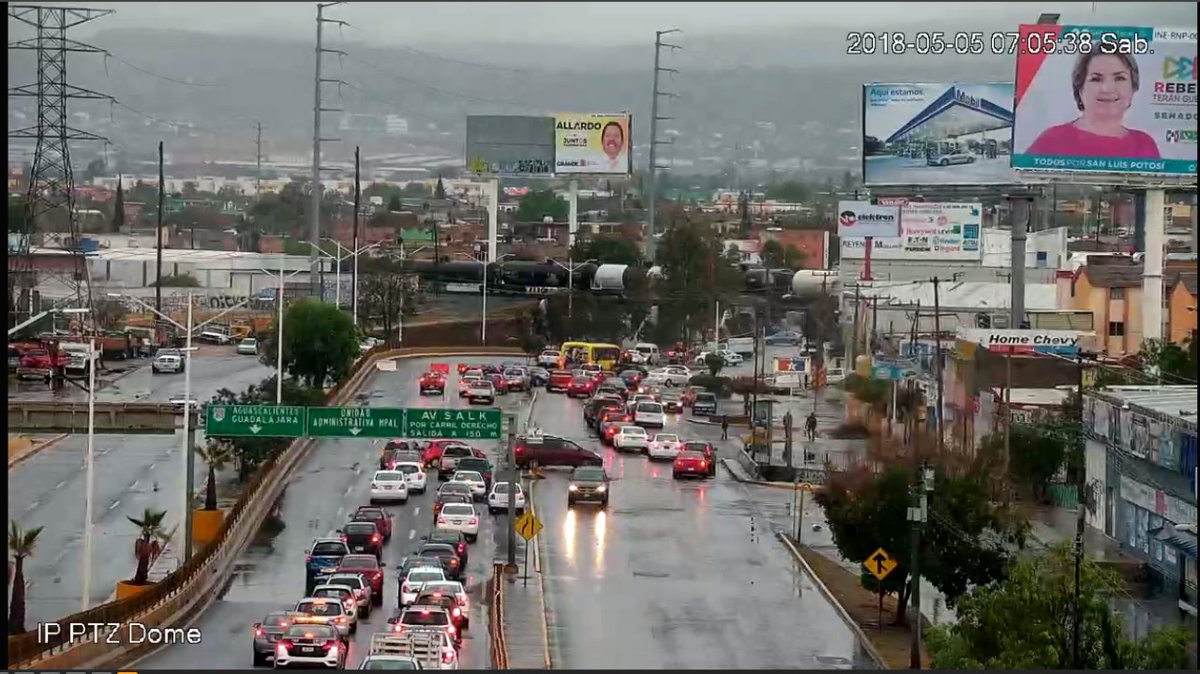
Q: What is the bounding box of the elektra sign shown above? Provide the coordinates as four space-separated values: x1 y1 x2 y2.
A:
964 329 1082 355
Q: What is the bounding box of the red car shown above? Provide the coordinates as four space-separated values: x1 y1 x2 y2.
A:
598 408 631 432
336 554 385 606
567 376 595 398
513 434 603 469
422 441 486 467
456 363 478 375
486 372 508 394
600 418 631 445
352 506 393 540
547 369 574 393
681 441 717 477
672 450 710 479
419 372 446 395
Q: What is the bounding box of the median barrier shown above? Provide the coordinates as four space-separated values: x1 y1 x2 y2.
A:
8 337 528 669
490 562 509 669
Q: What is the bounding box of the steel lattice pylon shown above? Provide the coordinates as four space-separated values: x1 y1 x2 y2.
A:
7 4 113 328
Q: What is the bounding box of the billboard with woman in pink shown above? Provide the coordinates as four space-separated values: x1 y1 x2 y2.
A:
1011 24 1196 177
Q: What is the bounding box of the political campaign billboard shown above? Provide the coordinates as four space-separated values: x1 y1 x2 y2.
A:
465 115 556 176
862 82 1019 185
840 202 983 261
836 201 900 238
1012 25 1197 177
554 113 632 175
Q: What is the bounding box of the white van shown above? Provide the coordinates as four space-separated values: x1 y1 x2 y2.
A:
721 337 755 357
633 343 660 365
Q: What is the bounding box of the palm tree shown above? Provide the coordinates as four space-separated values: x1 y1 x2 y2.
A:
9 521 44 634
195 440 234 511
128 508 173 586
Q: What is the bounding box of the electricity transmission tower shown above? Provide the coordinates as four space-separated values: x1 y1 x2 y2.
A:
8 4 114 328
646 28 680 262
310 1 348 297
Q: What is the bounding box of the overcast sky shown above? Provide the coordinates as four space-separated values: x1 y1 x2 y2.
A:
58 2 1194 46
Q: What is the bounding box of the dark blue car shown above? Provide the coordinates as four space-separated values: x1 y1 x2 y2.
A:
305 538 350 593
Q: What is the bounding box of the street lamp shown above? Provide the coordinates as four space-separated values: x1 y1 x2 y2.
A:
455 252 514 344
400 245 430 261
547 257 596 319
308 242 347 309
322 238 382 326
257 259 308 404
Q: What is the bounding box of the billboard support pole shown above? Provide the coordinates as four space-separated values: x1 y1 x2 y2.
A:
1141 189 1166 343
1009 197 1031 328
487 178 499 263
860 236 874 281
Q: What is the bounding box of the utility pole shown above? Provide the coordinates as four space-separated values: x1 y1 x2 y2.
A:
254 121 264 198
310 2 347 298
646 28 680 262
505 414 518 571
352 146 360 320
1009 196 1031 328
906 301 920 446
156 141 165 315
908 462 933 669
931 277 944 454
812 274 827 410
1072 352 1087 668
8 4 113 330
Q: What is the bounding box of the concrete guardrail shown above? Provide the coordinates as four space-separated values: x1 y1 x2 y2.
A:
489 562 509 669
7 345 526 670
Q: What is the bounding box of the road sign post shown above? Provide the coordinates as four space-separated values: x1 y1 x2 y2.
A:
204 405 307 437
514 510 543 588
863 547 898 631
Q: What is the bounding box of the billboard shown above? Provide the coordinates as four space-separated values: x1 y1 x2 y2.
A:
836 201 900 238
959 328 1083 356
840 202 983 261
554 113 632 175
465 115 556 176
862 82 1019 185
1012 25 1198 177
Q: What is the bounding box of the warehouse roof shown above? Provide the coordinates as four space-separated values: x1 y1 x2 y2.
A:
859 280 1058 311
1089 386 1197 430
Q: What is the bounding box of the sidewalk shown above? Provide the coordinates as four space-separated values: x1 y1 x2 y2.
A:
495 477 551 670
7 433 69 469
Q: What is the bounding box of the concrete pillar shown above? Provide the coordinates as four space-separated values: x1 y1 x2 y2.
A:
568 180 579 250
1142 189 1166 343
487 178 499 262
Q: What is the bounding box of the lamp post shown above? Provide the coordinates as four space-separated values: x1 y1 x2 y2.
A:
547 258 596 319
308 242 345 308
254 260 307 403
179 294 197 562
456 252 513 344
323 238 382 326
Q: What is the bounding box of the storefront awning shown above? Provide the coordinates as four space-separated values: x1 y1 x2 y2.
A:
1153 525 1198 557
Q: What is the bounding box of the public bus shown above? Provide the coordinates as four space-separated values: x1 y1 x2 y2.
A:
558 341 622 371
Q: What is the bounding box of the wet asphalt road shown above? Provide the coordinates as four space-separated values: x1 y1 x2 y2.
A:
528 390 877 670
137 356 528 670
8 346 276 625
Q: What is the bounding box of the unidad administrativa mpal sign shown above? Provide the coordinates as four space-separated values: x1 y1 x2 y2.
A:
960 329 1085 355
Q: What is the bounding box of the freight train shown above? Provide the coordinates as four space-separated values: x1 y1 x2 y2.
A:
402 259 839 299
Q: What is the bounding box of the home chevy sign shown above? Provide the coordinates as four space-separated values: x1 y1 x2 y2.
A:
961 329 1082 356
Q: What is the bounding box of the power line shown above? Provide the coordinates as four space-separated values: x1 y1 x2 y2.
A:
343 53 543 111
102 52 227 88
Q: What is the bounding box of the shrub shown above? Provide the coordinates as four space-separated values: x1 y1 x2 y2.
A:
688 373 732 397
827 421 871 439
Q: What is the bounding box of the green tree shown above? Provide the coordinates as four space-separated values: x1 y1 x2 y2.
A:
704 352 725 377
980 424 1066 502
261 298 358 389
387 194 402 213
82 157 106 184
92 297 127 331
8 196 27 233
764 180 814 203
815 465 1024 624
928 544 1195 669
1136 337 1197 382
570 235 643 266
517 189 568 223
195 440 234 511
127 508 173 586
357 257 414 341
402 182 430 197
8 521 43 635
208 376 324 480
111 177 126 233
654 222 743 347
517 308 546 357
434 176 447 200
760 239 806 270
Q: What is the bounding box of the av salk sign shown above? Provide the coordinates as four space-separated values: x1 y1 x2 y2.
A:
961 329 1083 355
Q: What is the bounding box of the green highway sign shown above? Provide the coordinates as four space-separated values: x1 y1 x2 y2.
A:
204 404 307 438
405 408 502 440
307 406 405 438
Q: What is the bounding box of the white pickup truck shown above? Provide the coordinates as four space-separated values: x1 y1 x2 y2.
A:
368 630 458 669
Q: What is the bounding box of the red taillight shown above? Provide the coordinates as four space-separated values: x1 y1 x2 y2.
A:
254 628 264 637
393 623 404 632
305 555 312 563
277 641 292 652
328 644 339 656
335 616 347 624
443 651 455 664
371 534 381 543
340 535 348 542
448 625 456 635
700 460 707 467
452 607 462 617
468 517 478 525
437 517 447 525
449 559 459 567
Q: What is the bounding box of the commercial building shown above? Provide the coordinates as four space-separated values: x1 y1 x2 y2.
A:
1083 386 1198 617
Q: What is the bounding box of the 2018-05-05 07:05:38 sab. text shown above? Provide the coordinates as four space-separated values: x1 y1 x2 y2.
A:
35 621 203 645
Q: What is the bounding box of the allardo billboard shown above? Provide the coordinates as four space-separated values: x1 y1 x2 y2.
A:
554 113 632 175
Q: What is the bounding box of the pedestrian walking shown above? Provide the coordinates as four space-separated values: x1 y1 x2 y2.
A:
721 415 729 440
805 411 818 441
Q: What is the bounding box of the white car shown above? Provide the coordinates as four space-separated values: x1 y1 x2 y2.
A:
647 433 682 461
151 353 184 374
537 349 561 368
693 350 742 367
612 425 649 453
419 580 470 614
626 394 657 413
361 336 380 353
310 584 360 625
451 471 487 500
293 596 355 637
236 338 258 355
644 366 691 387
392 606 460 651
633 401 665 428
487 481 526 515
435 503 480 542
197 329 232 345
274 623 346 669
466 380 495 405
359 655 424 670
400 566 447 606
395 461 428 494
370 470 410 503
325 572 373 618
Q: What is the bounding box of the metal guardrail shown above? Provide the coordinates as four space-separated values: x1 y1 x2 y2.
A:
490 563 509 669
7 344 527 669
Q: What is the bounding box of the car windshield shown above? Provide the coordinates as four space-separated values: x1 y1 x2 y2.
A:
420 545 454 557
285 624 336 639
375 471 405 482
573 467 606 481
696 393 717 402
263 612 293 628
637 403 662 413
422 582 462 595
621 427 646 437
571 377 590 385
654 434 679 443
454 472 482 482
296 600 342 616
362 657 421 669
395 464 420 475
327 575 364 589
402 610 450 626
442 483 471 494
684 443 710 452
344 523 377 536
355 509 384 521
314 587 350 599
441 504 474 517
443 446 471 457
678 451 706 460
407 569 444 584
311 542 346 556
492 482 520 494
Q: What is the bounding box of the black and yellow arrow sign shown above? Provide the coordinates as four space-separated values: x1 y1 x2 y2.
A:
863 547 898 581
514 510 543 542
